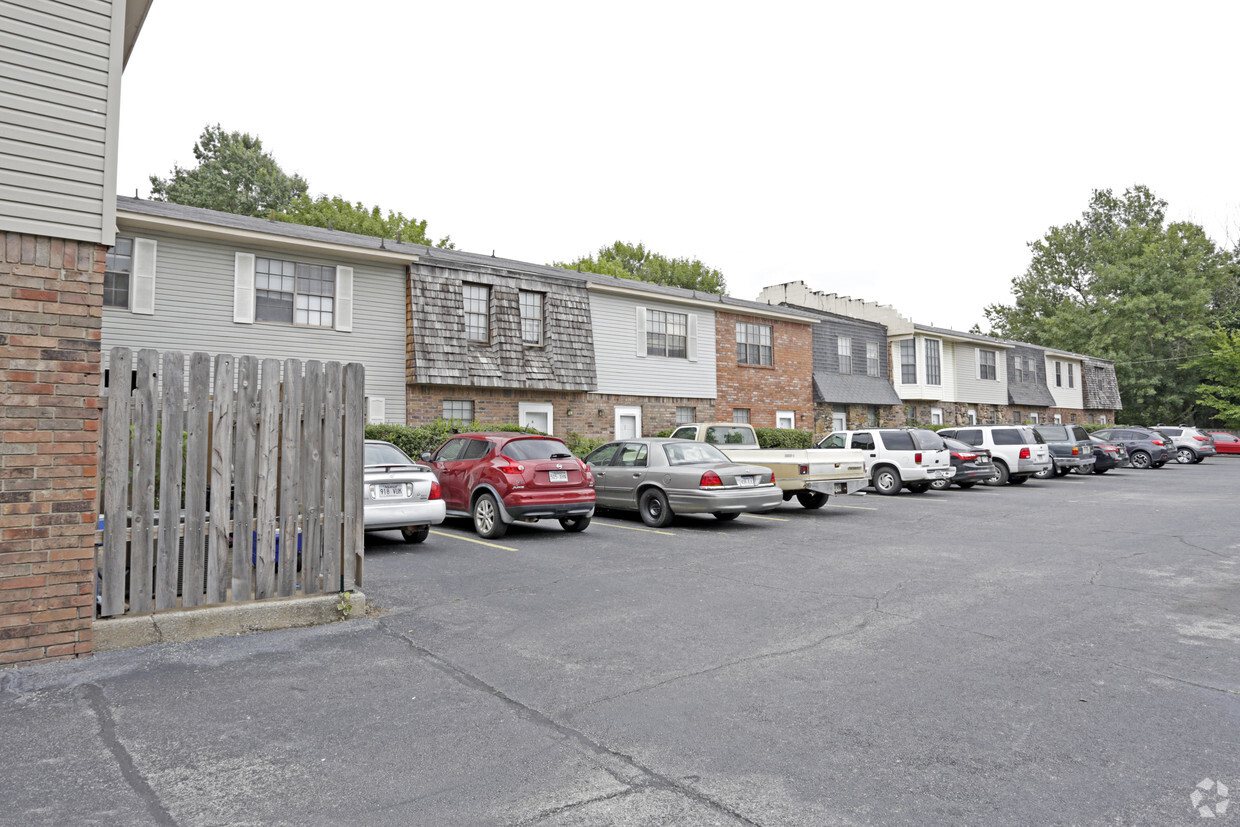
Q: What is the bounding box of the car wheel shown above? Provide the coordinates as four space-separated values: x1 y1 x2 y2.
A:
1176 448 1195 464
906 482 932 494
1152 461 1166 468
929 477 951 491
1093 467 1109 474
400 525 430 544
872 466 902 496
713 512 740 521
1055 465 1071 477
1008 475 1030 485
1071 464 1093 475
1033 463 1055 480
1129 450 1152 469
1192 456 1206 464
957 481 977 489
638 488 673 527
795 491 829 509
472 492 507 539
558 515 591 532
985 460 1010 486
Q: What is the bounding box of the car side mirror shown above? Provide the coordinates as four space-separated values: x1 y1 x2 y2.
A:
421 452 433 462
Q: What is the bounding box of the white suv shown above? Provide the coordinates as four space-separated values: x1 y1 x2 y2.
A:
936 425 1051 485
817 428 953 495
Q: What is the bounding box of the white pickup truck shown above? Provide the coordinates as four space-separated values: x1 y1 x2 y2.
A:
668 423 868 508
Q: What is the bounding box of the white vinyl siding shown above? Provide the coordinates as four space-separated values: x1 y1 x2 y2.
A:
0 0 124 244
103 229 408 424
1045 354 1084 410
591 293 715 398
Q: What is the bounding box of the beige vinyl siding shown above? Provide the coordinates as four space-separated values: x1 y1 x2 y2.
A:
590 292 715 398
1045 355 1085 409
954 343 1008 404
0 0 121 244
101 229 407 423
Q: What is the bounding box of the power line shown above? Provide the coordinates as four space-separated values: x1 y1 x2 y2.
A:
1112 345 1240 366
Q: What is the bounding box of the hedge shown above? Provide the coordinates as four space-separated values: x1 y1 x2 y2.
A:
365 420 604 459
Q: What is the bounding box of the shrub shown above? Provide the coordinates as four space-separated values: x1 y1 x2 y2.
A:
366 419 585 459
753 427 813 449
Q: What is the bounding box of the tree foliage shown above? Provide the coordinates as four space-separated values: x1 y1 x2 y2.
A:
149 125 308 216
555 241 726 294
983 186 1233 424
1194 328 1240 428
272 195 453 248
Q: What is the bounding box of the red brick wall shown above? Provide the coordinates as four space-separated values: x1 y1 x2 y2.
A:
1 233 103 667
714 312 814 429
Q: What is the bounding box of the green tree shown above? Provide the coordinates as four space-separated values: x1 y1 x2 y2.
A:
273 195 453 248
149 125 308 216
984 186 1232 424
555 241 726 293
1194 328 1240 427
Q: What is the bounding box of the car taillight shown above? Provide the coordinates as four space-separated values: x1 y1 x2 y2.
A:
1019 447 1031 459
700 470 723 487
1151 439 1164 446
799 464 809 475
1193 436 1210 442
497 455 525 474
914 452 922 464
1071 446 1079 456
429 480 442 500
952 452 976 460
768 471 776 484
1103 446 1118 453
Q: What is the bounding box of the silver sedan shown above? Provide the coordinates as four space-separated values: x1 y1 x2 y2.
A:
584 438 783 527
364 440 447 543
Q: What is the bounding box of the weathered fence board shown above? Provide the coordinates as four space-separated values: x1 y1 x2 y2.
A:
300 361 324 594
181 353 211 608
127 349 158 614
100 348 132 617
322 361 343 593
231 355 259 601
155 351 184 610
207 354 235 604
342 363 365 590
277 360 303 598
254 359 280 600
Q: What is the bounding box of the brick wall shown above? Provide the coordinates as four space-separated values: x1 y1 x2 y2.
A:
1 233 103 667
715 313 814 429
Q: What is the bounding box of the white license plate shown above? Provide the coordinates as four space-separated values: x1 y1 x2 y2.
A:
977 458 989 464
737 476 754 487
548 470 568 483
377 484 404 499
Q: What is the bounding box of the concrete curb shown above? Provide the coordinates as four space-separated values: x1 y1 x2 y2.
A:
93 591 366 652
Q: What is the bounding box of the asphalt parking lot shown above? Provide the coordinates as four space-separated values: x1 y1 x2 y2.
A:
3 459 1238 825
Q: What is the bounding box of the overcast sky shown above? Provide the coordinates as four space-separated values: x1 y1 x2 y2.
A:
116 1 1240 332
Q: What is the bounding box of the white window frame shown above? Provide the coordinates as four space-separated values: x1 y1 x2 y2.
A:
1068 363 1075 388
967 408 977 425
899 339 917 384
675 406 696 425
738 322 773 366
924 338 941 385
519 401 553 435
977 349 997 381
519 290 544 346
1053 413 1062 424
106 236 156 314
732 408 750 424
776 410 795 429
463 284 490 343
837 337 852 374
866 341 879 377
253 256 337 328
1029 412 1040 424
1055 361 1063 387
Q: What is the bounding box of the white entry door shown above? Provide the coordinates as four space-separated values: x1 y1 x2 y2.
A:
831 411 847 432
615 406 642 439
519 402 553 434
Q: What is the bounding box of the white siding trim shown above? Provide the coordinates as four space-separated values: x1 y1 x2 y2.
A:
634 306 647 357
130 237 156 315
99 0 125 246
334 265 354 332
233 252 255 324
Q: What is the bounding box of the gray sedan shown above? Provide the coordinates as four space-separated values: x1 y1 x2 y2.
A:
584 438 783 527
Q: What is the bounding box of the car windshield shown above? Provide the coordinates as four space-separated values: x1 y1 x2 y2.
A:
663 442 730 465
910 429 945 450
365 442 415 466
504 438 574 460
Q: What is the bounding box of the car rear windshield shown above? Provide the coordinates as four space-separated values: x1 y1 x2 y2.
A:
1035 425 1069 441
879 431 915 450
664 442 730 465
910 429 945 450
504 438 574 460
991 429 1024 446
1071 426 1090 441
365 443 415 466
703 426 758 446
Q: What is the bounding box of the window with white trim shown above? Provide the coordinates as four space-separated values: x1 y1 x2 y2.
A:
737 322 773 365
463 284 489 342
104 237 132 308
1054 413 1062 424
925 339 941 385
1013 358 1024 383
443 400 474 422
1026 357 1036 379
930 407 943 425
732 408 750 424
1029 412 1040 424
1055 361 1063 387
979 349 997 380
1068 363 1075 388
900 340 916 384
837 337 852 374
866 341 879 377
254 257 335 327
675 406 696 425
519 291 543 345
648 310 688 358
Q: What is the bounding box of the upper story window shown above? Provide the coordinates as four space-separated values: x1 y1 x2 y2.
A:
837 337 852 374
900 339 916 384
104 237 132 308
866 341 879 377
1013 358 1024 382
1068 363 1075 388
1026 357 1036 379
979 349 997 380
737 323 773 365
463 284 489 343
256 257 334 327
519 291 544 345
648 309 688 358
1055 360 1063 387
925 339 941 385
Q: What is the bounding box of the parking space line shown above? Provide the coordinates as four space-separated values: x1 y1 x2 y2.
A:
590 520 677 536
743 513 789 522
825 503 878 511
429 530 517 551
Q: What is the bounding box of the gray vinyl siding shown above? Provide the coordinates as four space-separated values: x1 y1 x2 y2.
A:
101 229 407 423
953 342 1008 404
590 292 716 398
0 0 121 244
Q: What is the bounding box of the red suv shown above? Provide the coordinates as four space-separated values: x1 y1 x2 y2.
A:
423 433 595 538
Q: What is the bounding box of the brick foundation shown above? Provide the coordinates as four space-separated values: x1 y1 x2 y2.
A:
1 232 104 667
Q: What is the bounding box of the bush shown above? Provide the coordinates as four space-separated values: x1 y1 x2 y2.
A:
753 427 814 449
365 419 540 460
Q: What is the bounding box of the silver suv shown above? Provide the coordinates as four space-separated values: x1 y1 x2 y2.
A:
936 425 1052 485
1152 425 1217 464
817 428 953 495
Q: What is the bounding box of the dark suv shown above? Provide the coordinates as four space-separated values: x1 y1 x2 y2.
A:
1031 424 1095 478
1091 427 1172 470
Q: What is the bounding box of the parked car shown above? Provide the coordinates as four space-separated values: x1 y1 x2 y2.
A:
363 440 446 544
935 425 1051 485
1207 431 1240 455
422 433 595 539
584 438 782 527
932 437 998 490
1152 425 1217 464
817 428 952 495
1031 424 1095 478
1090 427 1172 469
1087 434 1129 474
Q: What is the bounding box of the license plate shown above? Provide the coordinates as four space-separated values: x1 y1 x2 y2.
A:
738 476 754 487
377 484 404 499
548 470 568 483
932 470 949 479
977 458 988 464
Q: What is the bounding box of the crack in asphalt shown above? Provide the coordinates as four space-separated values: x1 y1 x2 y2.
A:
512 787 640 827
376 618 761 827
79 683 176 826
1174 534 1226 559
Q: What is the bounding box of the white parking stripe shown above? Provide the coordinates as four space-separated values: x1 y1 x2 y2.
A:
742 513 789 522
429 530 517 551
590 520 677 536
825 503 878 511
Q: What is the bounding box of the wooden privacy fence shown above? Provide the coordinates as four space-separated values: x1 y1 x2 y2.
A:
97 348 365 618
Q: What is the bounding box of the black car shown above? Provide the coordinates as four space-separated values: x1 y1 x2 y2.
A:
1088 434 1129 474
931 437 999 490
1091 427 1172 469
